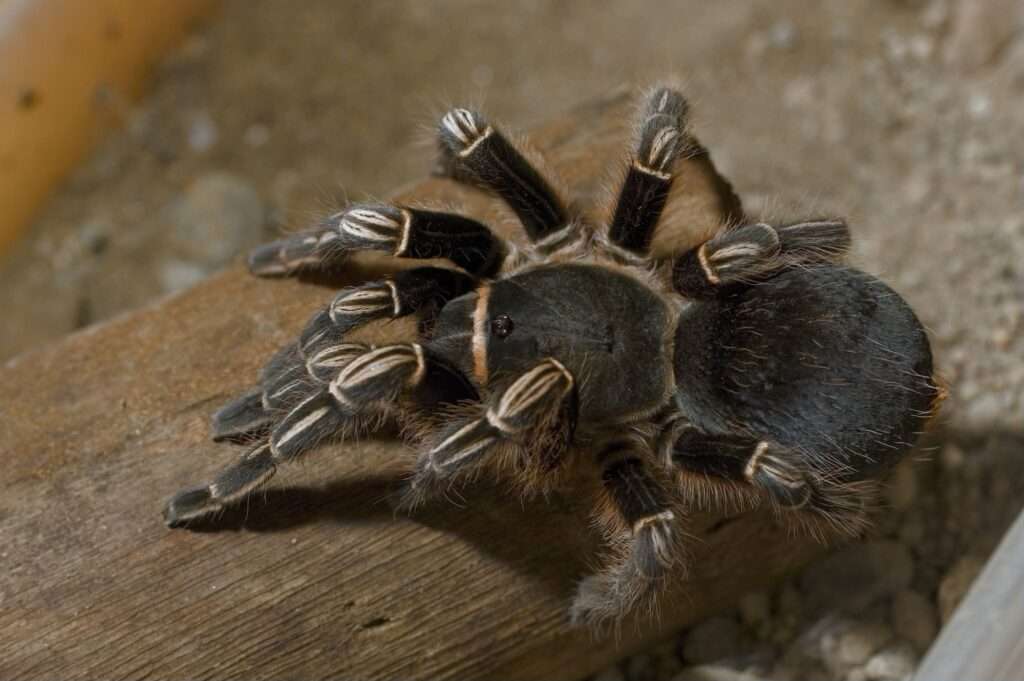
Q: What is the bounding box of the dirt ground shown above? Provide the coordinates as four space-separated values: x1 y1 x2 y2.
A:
2 1 1022 680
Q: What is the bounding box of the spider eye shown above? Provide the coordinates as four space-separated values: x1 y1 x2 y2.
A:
491 314 514 338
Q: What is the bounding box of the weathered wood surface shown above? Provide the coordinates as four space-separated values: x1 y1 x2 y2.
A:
0 91 821 681
914 507 1024 681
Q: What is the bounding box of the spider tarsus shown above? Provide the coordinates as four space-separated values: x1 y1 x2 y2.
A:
163 486 216 528
248 234 320 276
211 388 273 442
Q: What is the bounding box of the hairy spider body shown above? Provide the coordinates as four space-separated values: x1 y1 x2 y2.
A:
432 263 674 423
164 88 940 626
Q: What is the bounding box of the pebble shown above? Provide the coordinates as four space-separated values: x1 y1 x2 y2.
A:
159 259 208 294
168 172 265 267
890 590 938 650
672 665 767 681
593 665 626 681
682 617 742 665
836 622 893 667
938 555 985 622
939 444 966 471
188 111 219 152
801 541 914 613
738 591 771 629
863 642 918 681
885 462 918 512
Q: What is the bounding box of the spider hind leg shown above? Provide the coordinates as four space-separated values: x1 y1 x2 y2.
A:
570 438 683 628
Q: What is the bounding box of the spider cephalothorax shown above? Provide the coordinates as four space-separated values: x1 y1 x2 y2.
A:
164 88 940 625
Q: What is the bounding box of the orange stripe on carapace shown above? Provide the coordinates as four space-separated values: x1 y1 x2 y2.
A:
472 285 491 385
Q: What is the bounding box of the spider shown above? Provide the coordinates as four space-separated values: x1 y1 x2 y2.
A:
164 88 940 626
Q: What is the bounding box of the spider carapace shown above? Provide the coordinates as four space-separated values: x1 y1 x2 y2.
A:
164 88 940 626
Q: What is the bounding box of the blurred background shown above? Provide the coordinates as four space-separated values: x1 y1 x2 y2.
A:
1 1 1022 680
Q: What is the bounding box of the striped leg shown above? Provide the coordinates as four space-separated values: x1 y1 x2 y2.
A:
211 267 474 441
663 423 870 535
666 426 813 508
249 203 508 277
673 219 850 297
570 438 681 627
607 87 691 254
437 108 571 242
165 344 475 527
400 358 577 508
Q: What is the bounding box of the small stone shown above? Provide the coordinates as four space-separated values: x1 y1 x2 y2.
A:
837 622 893 666
169 173 265 267
891 590 938 650
682 616 742 665
671 665 767 681
992 327 1012 350
188 111 219 152
778 583 802 617
885 461 918 512
768 20 798 49
938 555 985 622
593 664 626 681
159 260 207 294
625 654 653 681
738 591 771 629
864 642 918 681
801 541 914 613
244 123 271 148
940 444 965 471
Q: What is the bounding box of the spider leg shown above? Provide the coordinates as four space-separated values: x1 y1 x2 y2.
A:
673 218 850 297
607 87 691 253
165 343 475 527
400 358 577 508
212 266 474 441
437 108 571 243
661 421 871 537
249 203 507 277
570 437 682 628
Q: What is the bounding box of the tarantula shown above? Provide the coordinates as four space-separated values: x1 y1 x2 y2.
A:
164 88 940 625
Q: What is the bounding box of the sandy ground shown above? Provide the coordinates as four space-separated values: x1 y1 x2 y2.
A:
2 1 1022 679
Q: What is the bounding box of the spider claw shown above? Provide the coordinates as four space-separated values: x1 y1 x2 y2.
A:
163 486 217 528
249 232 324 276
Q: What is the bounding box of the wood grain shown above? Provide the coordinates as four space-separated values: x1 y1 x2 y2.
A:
0 0 217 253
914 507 1024 681
0 91 822 681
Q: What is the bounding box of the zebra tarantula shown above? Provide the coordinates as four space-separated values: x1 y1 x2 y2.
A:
164 88 940 625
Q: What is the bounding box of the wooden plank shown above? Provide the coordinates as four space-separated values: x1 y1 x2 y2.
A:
0 0 218 253
914 507 1024 681
0 91 821 681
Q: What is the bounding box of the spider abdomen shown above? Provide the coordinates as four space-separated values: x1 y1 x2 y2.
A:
673 265 936 479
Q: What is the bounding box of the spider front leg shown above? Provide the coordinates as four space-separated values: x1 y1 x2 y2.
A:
165 343 475 527
399 358 577 509
437 108 572 244
211 266 475 441
607 86 691 254
248 203 507 278
570 438 682 628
